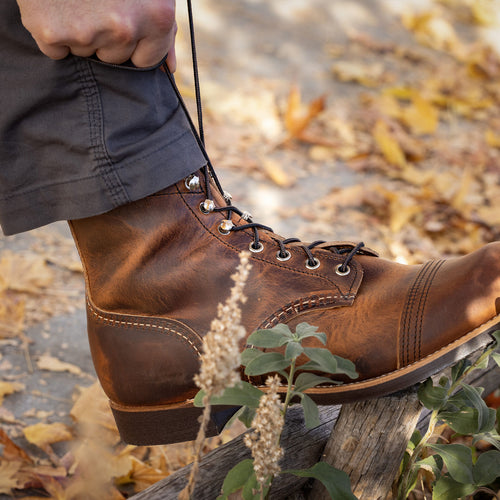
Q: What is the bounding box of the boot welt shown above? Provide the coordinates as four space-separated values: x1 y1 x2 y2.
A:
108 315 499 445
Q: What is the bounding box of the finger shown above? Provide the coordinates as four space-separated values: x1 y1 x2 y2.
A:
95 42 138 64
166 45 176 72
130 36 172 68
35 41 71 60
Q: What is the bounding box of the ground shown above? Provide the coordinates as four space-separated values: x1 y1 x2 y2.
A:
0 0 499 498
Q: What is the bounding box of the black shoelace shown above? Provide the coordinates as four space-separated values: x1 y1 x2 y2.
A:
161 0 369 275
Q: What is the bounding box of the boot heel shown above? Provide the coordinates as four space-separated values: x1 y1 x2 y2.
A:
110 400 236 445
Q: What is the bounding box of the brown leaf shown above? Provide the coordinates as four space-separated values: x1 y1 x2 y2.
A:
284 85 326 139
0 428 33 463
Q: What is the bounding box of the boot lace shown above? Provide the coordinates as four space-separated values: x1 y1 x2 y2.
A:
162 0 372 275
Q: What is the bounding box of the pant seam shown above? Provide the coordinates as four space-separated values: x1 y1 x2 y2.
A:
74 57 131 207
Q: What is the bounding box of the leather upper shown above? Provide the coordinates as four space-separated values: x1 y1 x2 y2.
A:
69 172 500 407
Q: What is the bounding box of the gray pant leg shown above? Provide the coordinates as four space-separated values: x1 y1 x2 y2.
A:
0 1 205 235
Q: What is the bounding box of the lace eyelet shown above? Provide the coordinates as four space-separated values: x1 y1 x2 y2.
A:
199 199 215 214
306 258 320 270
335 263 351 276
185 174 200 191
218 220 234 235
249 242 264 253
276 250 291 262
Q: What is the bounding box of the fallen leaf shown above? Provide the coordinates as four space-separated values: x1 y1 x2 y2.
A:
284 85 326 139
261 159 295 188
372 120 407 168
23 422 73 449
402 93 439 135
0 251 54 294
0 460 21 494
0 428 33 463
0 380 25 405
118 456 169 492
37 355 82 376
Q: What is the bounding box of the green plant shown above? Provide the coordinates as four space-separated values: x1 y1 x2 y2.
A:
194 322 359 500
396 331 500 500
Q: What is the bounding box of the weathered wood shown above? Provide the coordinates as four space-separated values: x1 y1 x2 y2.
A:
132 360 499 500
132 405 341 500
307 391 421 500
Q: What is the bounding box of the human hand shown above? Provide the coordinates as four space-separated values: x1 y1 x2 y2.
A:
16 0 177 69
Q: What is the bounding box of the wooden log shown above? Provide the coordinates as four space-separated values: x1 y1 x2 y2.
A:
132 362 498 499
307 391 421 500
132 405 341 500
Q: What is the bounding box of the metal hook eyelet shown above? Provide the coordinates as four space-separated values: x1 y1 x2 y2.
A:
218 220 234 235
306 258 321 270
335 263 351 276
276 250 291 262
185 174 200 191
249 241 264 253
199 199 215 214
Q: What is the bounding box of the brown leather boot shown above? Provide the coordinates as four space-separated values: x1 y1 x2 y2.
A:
69 166 500 445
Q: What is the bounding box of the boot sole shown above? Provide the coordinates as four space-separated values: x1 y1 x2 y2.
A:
110 316 499 445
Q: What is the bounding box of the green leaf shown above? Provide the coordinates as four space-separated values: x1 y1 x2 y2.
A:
418 378 448 410
432 475 476 500
217 459 255 499
301 347 358 378
244 352 290 376
241 348 262 366
247 325 292 348
472 450 500 486
193 382 263 408
285 341 304 360
427 444 474 484
492 352 500 369
492 330 500 345
231 405 256 428
285 463 357 500
440 408 482 435
459 384 492 433
295 322 327 345
300 393 320 429
294 372 336 393
472 431 500 451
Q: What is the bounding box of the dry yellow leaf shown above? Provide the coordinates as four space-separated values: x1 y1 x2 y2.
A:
0 251 54 294
23 422 73 448
486 129 500 148
470 0 500 26
372 120 407 168
121 456 169 493
0 380 25 405
261 159 295 188
402 94 439 135
402 11 461 53
0 294 25 339
37 355 82 376
0 460 21 495
70 382 120 444
284 85 325 139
